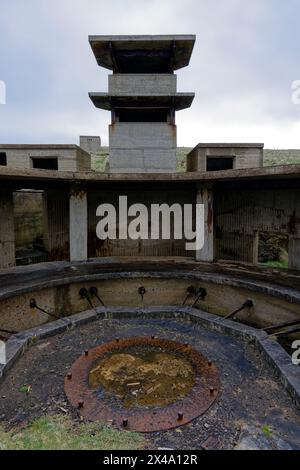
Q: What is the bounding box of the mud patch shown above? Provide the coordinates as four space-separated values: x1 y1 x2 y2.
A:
89 346 195 408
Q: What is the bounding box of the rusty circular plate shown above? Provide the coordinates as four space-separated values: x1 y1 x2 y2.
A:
64 337 220 433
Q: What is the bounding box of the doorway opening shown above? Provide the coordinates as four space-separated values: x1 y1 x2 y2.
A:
256 232 289 269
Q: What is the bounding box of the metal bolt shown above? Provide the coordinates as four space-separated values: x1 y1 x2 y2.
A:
209 387 215 396
67 373 72 380
208 360 212 367
78 400 84 408
178 412 184 421
122 419 128 428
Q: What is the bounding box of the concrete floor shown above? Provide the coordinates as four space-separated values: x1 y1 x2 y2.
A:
0 316 299 450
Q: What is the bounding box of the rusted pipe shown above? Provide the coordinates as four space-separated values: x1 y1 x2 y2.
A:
0 328 17 335
192 288 207 307
268 325 300 338
264 318 300 334
89 286 106 307
29 299 60 320
182 286 197 306
138 286 146 302
79 288 94 309
224 299 254 320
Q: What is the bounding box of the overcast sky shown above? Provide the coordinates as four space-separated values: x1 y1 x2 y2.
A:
0 0 300 148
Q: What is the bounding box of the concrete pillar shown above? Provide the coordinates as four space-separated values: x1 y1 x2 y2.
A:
0 190 15 268
43 190 69 261
70 185 87 262
289 237 300 270
196 184 214 262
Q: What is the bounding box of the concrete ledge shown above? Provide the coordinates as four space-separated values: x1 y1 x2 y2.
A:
0 306 299 409
0 263 299 306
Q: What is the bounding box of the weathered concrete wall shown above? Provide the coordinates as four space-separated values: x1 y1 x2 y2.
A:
215 187 300 269
13 191 44 250
109 123 177 173
109 74 177 94
79 136 101 155
187 145 263 172
88 187 196 257
43 190 69 261
0 191 15 268
1 277 299 332
109 149 177 173
70 186 88 262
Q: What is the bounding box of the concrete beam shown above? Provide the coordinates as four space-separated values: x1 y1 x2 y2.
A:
70 186 87 262
196 185 214 262
0 191 15 268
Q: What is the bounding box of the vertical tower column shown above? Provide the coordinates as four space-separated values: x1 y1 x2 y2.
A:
0 190 15 268
196 184 214 262
69 184 88 262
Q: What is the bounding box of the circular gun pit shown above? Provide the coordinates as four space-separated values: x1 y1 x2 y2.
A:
64 336 220 433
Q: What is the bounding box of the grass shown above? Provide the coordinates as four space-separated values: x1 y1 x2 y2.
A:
0 415 146 451
260 260 289 269
91 147 300 173
261 425 272 439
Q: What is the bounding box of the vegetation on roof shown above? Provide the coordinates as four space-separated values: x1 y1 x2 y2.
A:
91 147 300 173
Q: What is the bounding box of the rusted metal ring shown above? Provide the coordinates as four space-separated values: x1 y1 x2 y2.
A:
64 336 220 433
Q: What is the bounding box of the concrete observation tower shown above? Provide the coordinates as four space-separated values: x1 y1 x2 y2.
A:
89 35 195 173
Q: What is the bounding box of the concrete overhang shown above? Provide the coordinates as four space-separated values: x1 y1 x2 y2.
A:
88 35 196 73
0 165 300 189
89 92 195 111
